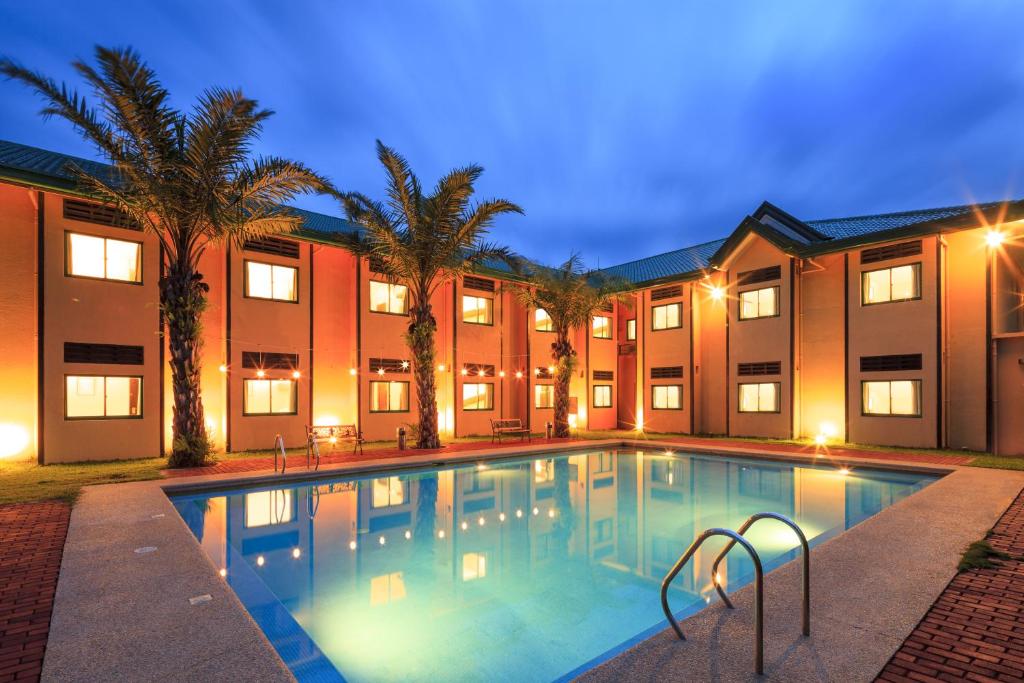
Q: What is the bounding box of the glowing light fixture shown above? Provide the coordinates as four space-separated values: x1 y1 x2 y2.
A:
515 371 523 379
404 530 412 540
709 286 724 301
547 365 555 374
438 530 446 539
534 368 541 376
256 369 266 378
838 467 851 476
349 367 357 376
986 230 1005 247
461 368 468 376
478 516 485 526
814 434 827 446
219 568 227 577
0 424 30 458
499 512 506 522
532 507 539 516
377 368 385 376
461 521 469 531
547 509 555 518
437 363 446 372
499 370 506 378
256 555 265 567
401 360 410 370
379 535 386 546
329 436 338 445
218 364 228 373
477 369 485 377
292 547 301 559
292 370 301 379
349 540 357 550
515 509 523 518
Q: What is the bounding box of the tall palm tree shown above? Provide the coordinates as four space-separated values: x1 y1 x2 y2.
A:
512 255 628 437
1 47 332 467
341 141 522 449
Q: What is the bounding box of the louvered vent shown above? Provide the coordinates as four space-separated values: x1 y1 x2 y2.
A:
618 343 636 356
243 237 300 259
651 366 684 379
650 285 683 301
737 361 782 376
593 370 614 381
63 199 139 230
463 276 495 292
860 240 922 265
64 342 144 365
369 358 411 373
737 266 782 286
860 354 922 372
535 367 554 379
242 351 299 369
463 363 495 377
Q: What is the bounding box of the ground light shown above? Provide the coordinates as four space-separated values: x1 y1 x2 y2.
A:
0 423 30 458
986 230 1005 247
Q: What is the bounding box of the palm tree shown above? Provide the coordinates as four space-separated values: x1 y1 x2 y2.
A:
512 255 628 437
341 141 522 449
1 47 332 467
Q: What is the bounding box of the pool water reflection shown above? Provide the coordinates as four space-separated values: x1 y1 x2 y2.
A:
171 450 934 682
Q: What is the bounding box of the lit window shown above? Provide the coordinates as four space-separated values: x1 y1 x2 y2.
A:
370 572 406 605
739 287 779 320
535 384 554 409
462 383 494 411
65 375 142 418
652 303 682 330
462 552 487 581
369 280 409 314
593 385 612 408
626 319 636 340
245 261 297 302
738 382 780 413
862 264 921 305
243 379 297 415
535 308 553 332
862 380 921 416
462 295 493 325
369 381 409 412
593 316 612 339
534 459 553 482
66 233 141 283
372 476 407 508
244 490 293 527
652 385 682 410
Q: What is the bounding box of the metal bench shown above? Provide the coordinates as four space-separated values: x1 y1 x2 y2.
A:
306 424 365 464
490 418 531 443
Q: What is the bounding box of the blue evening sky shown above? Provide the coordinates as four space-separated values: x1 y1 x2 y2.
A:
1 1 1022 268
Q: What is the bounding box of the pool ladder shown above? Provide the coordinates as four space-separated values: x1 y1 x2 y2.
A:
660 512 810 676
273 433 321 474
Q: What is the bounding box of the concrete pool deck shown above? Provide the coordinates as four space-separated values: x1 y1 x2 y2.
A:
40 440 1024 682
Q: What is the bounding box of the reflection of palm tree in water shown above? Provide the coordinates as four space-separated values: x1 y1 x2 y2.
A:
552 460 575 558
413 474 439 562
178 499 212 543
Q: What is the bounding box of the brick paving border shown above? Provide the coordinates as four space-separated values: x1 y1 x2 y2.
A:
876 486 1024 683
0 502 70 683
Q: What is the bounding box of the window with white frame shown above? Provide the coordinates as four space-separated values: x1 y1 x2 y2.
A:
535 384 554 408
593 315 612 338
626 319 636 340
65 375 142 418
862 380 921 416
739 287 779 320
371 476 407 508
462 383 494 411
738 382 780 413
535 308 553 332
593 385 612 408
861 264 921 305
369 280 409 314
652 384 682 410
245 261 297 302
66 233 142 283
243 379 297 415
462 295 493 325
244 490 293 527
369 380 409 412
651 303 682 330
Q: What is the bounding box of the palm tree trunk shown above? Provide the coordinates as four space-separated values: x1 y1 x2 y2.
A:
163 261 212 468
553 331 574 438
409 301 442 449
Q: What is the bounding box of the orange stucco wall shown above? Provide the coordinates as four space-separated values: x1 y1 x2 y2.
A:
640 285 692 434
798 252 846 441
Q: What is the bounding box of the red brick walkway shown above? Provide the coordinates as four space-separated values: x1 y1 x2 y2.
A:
0 502 70 683
164 432 971 478
876 486 1024 683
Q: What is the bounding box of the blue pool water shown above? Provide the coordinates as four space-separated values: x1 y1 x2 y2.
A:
171 449 935 682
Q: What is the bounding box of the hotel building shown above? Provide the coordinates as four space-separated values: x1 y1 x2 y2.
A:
1 140 1022 463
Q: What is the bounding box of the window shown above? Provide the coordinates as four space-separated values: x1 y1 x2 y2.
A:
243 379 297 415
372 476 407 508
651 303 682 330
244 491 293 527
862 264 921 305
535 384 554 409
245 261 297 302
535 308 553 332
652 385 682 410
462 383 494 411
626 319 636 340
738 382 780 413
462 295 493 325
369 280 409 314
66 233 141 283
862 380 921 416
739 286 779 320
593 316 612 338
369 381 409 412
593 385 612 408
65 375 142 418
462 552 487 581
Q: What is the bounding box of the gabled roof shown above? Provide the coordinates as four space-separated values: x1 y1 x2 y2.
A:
806 201 1010 240
598 239 726 285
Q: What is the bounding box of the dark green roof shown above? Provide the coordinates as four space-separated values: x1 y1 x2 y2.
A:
2 139 1020 287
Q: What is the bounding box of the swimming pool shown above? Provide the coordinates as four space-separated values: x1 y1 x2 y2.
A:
171 449 935 682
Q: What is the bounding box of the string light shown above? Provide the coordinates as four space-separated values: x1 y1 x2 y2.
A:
461 368 468 376
292 370 301 379
515 371 523 379
477 369 485 377
401 360 410 370
218 364 227 373
377 368 385 376
349 368 357 376
437 363 446 372
499 370 506 378
256 369 266 378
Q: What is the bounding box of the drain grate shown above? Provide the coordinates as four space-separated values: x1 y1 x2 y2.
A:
189 594 212 606
134 546 157 555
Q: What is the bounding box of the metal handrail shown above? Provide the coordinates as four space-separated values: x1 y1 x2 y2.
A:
274 434 287 473
307 435 321 471
712 512 810 637
307 486 320 519
661 528 765 675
